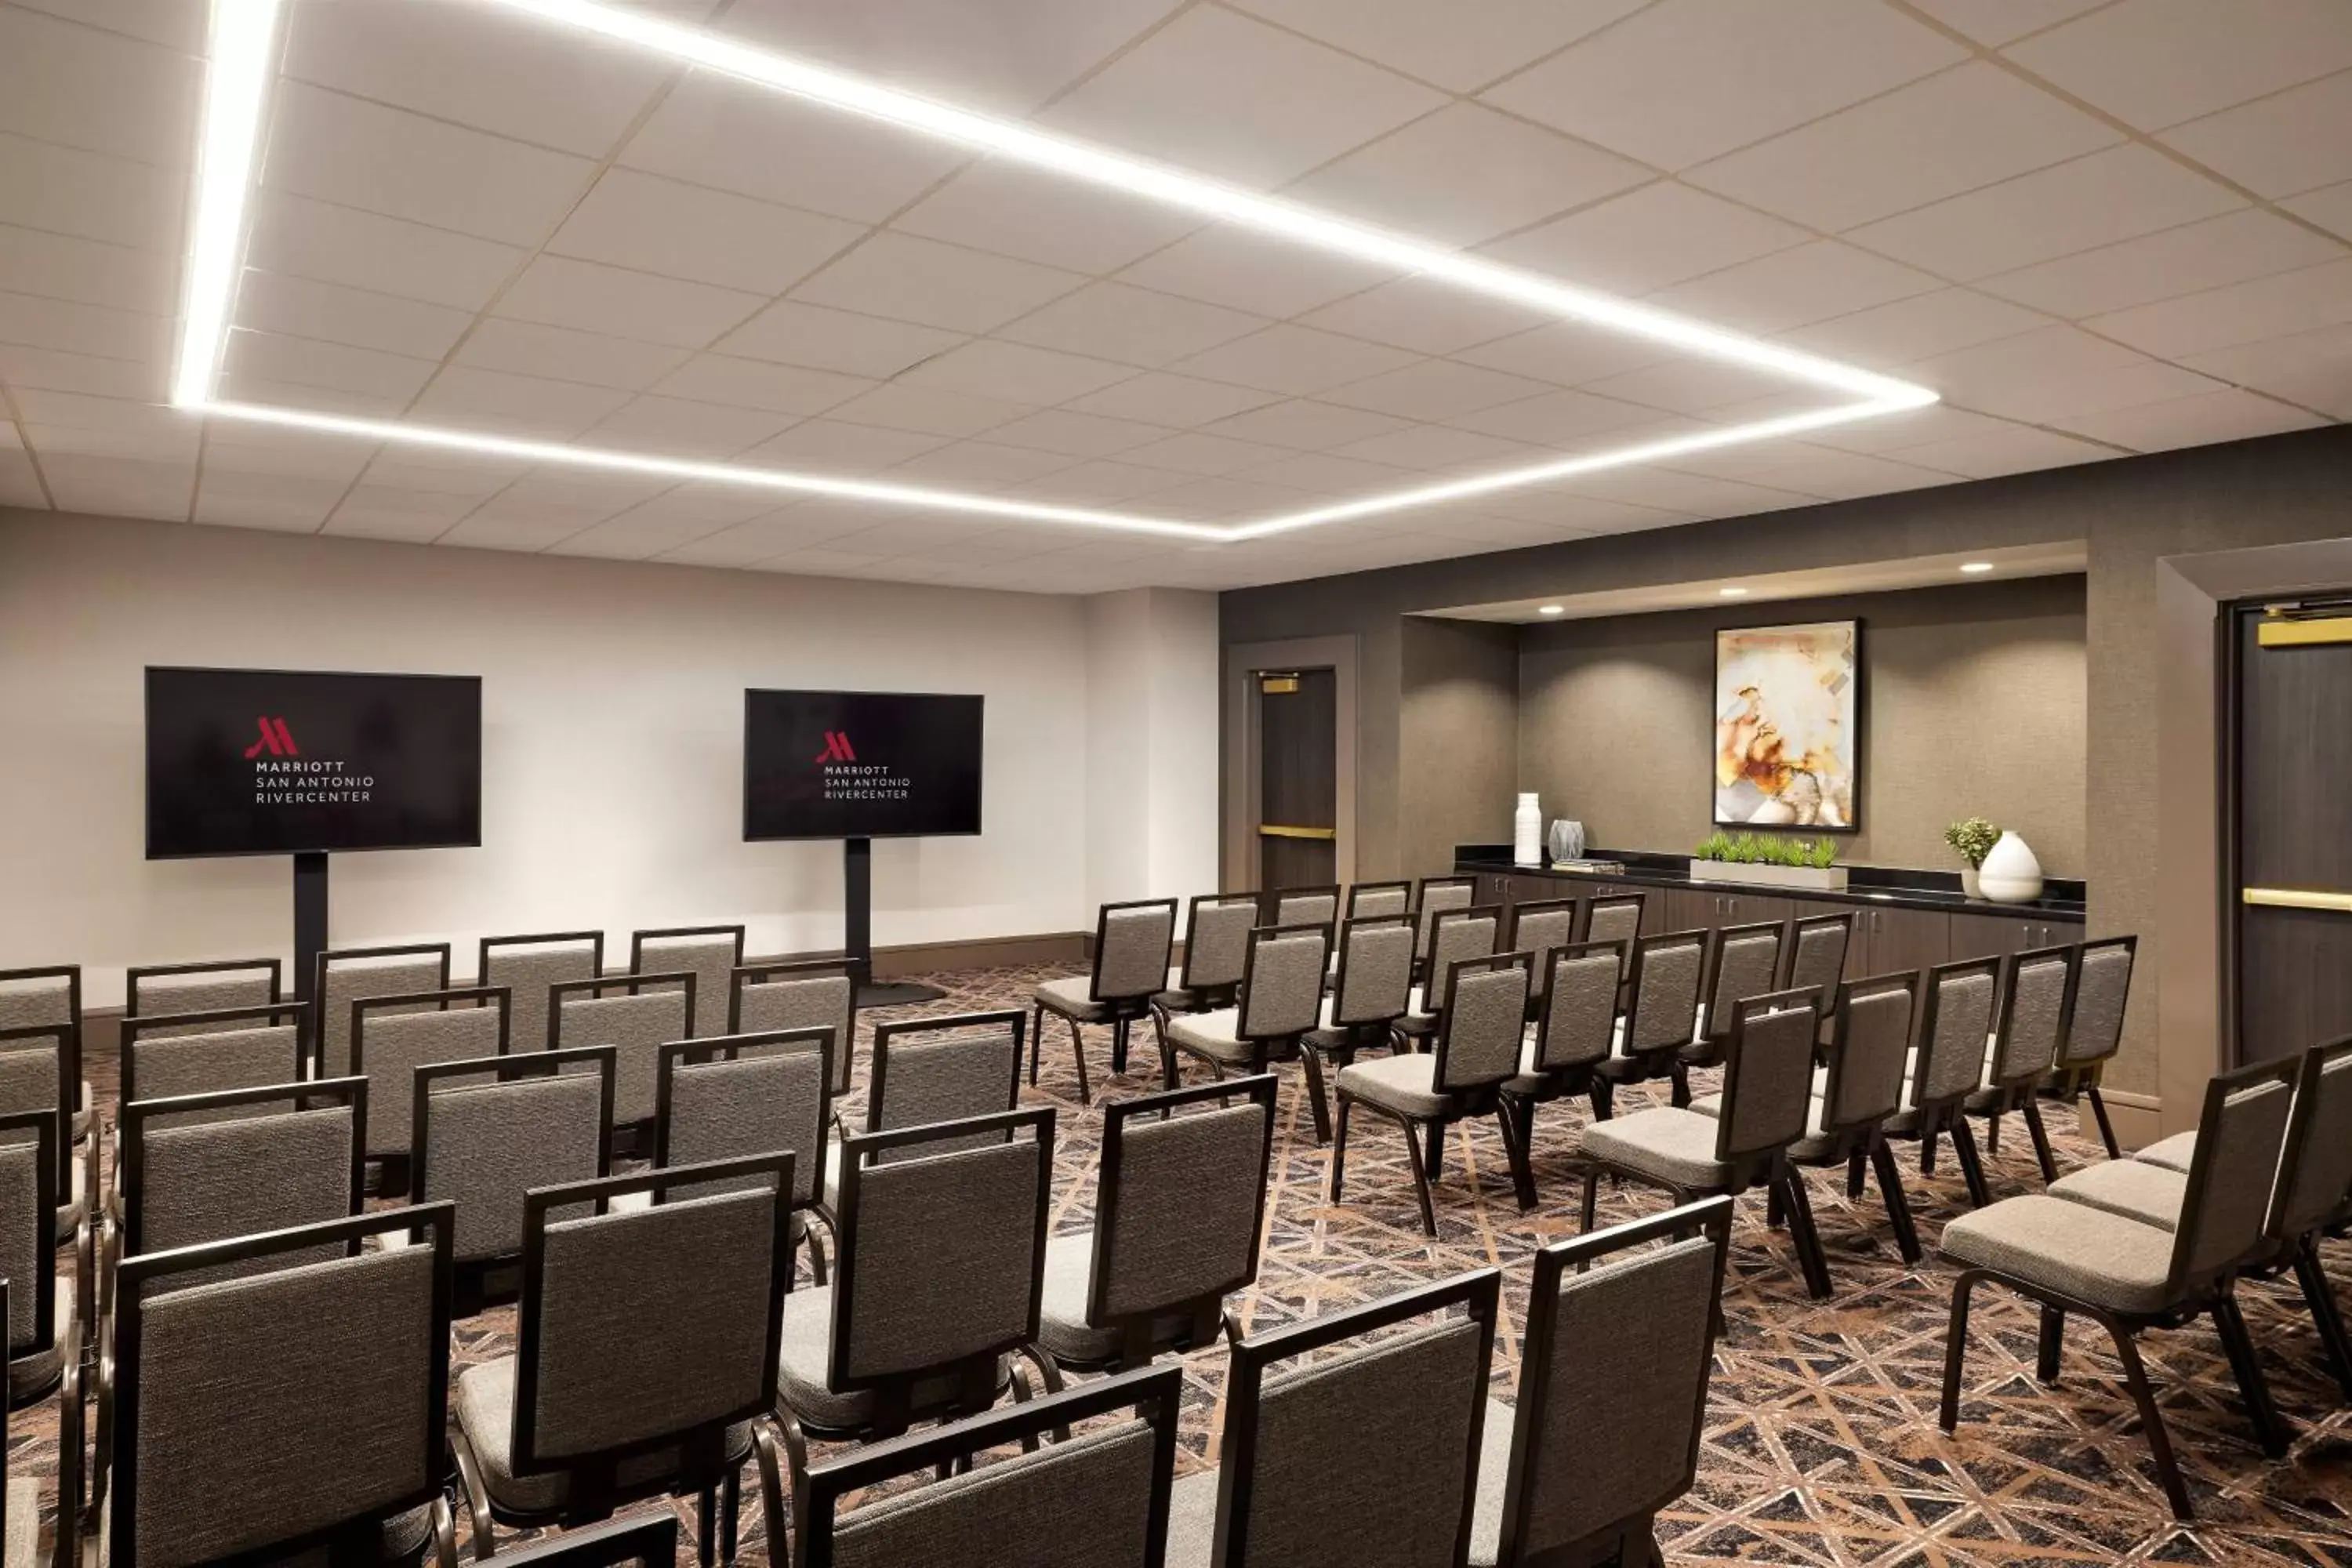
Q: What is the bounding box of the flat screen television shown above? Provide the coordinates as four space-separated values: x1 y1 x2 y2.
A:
744 689 983 841
144 666 483 859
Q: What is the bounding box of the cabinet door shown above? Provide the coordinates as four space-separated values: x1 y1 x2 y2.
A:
1856 907 1950 975
1472 873 1511 909
1723 893 1795 927
1660 887 1718 933
1947 913 2031 961
1509 875 1561 908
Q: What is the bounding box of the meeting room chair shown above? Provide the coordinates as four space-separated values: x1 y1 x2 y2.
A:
1884 957 2002 1209
0 1274 70 1568
312 942 452 1079
1345 880 1413 921
1035 1076 1276 1375
548 971 695 1140
792 1364 1181 1568
1940 1056 2300 1519
1160 923 1333 1140
479 930 604 1062
122 956 283 1026
1504 897 1578 1021
1163 1268 1501 1568
1499 940 1628 1207
350 984 510 1171
0 1110 68 1409
655 1027 833 1283
1962 944 2078 1184
1301 913 1416 1076
630 923 746 1040
486 1515 678 1567
1672 919 1785 1106
0 967 87 1144
1592 927 1709 1111
823 1009 1025 1211
118 1001 307 1119
1580 894 1646 972
0 1026 85 1244
1033 898 1178 1102
1269 884 1340 928
1393 905 1502 1047
452 1154 792 1564
730 957 857 1093
1780 912 1854 999
2047 935 2137 1157
1410 877 1479 977
1155 891 1260 1015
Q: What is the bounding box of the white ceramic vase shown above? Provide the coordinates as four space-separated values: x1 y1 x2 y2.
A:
1976 830 2044 903
1514 792 1541 868
1960 866 1982 900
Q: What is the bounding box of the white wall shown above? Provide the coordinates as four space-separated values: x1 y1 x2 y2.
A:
0 510 1221 1004
1082 588 1221 911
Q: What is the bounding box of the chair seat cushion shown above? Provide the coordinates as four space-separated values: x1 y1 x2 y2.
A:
2134 1130 2198 1174
2049 1160 2185 1230
457 1355 750 1517
775 1286 1010 1433
1166 1010 1252 1065
1164 1469 1219 1568
1468 1396 1516 1567
1034 1230 1121 1365
5 1476 37 1568
1033 975 1109 1022
1940 1195 2178 1314
1577 1107 1727 1189
1336 1054 1446 1119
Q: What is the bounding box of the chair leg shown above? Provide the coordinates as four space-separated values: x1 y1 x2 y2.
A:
2292 1246 2352 1402
1669 1065 1691 1109
1329 1095 1353 1202
1846 1150 1867 1200
1985 1110 2002 1153
1588 1079 1613 1121
1579 1165 1599 1234
805 1224 829 1287
1871 1142 1922 1265
1066 1014 1091 1106
1920 1131 1938 1177
1496 1105 1537 1212
1425 1118 1446 1178
1940 1272 1979 1432
1154 1008 1180 1091
2102 1313 2192 1519
697 1483 717 1568
1765 1181 1785 1229
1111 1016 1129 1076
1396 1112 1438 1238
2036 1305 2064 1384
2085 1085 2122 1160
1028 1004 1043 1085
2212 1290 2291 1460
1949 1118 1994 1210
1780 1171 1834 1300
1298 1045 1333 1145
2023 1098 2060 1184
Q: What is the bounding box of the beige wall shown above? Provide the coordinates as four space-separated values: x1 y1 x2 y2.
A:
1399 616 1519 878
1519 576 2086 876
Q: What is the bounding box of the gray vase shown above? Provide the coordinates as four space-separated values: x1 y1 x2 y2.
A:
1547 819 1585 863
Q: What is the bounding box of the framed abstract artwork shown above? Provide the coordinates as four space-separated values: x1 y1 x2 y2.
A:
1714 620 1861 831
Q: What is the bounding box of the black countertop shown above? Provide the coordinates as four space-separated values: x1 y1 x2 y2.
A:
1454 844 2086 922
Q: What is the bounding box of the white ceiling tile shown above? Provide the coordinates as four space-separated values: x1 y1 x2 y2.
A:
1663 445 1958 499
1577 358 1807 415
1014 460 1196 503
649 354 873 416
0 131 180 252
1116 432 1297 477
1168 326 1420 397
324 487 479 543
891 158 1203 274
199 435 374 485
790 234 1085 334
895 340 1138 405
23 419 198 464
1965 360 2231 423
1040 7 1445 189
1317 359 1555 421
1229 450 1414 496
2180 323 2352 418
223 329 437 402
0 289 169 363
1327 423 1544 472
821 383 1034 438
716 301 965 379
1442 387 1661 445
583 395 798 457
1903 0 2111 46
1890 424 2118 477
361 452 534 495
1296 278 1549 358
2006 0 2352 131
0 5 195 168
245 192 526 314
1780 288 2052 367
1061 373 1277 428
978 409 1170 459
1907 322 2150 399
1846 145 2244 279
11 388 181 437
495 256 765 350
1650 243 1942 335
2050 387 2326 450
2083 258 2352 358
1975 210 2346 319
742 546 892 576
440 505 613 554
1684 63 2121 232
993 281 1272 372
882 441 1076 490
234 270 474 361
1290 103 1648 248
406 367 636 439
736 419 952 473
1560 467 1813 518
655 514 850 566
10 0 204 53
1116 225 1403 318
0 223 174 316
1801 402 2023 453
548 170 865 295
263 82 597 248
453 319 694 392
1136 475 1319 521
1194 400 1414 452
36 452 191 520
191 469 344 533
1483 183 1809 294
1226 0 1646 93
2159 70 2352 199
1481 0 1962 169
211 373 408 421
0 343 160 400
0 448 49 507
1450 320 1671 386
2284 182 2352 242
547 490 775 560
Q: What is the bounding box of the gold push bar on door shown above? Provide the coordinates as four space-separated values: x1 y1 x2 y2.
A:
2258 616 2352 647
1258 824 1337 840
2243 887 2352 913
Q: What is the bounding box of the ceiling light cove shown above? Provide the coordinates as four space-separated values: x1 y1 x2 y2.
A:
172 0 1938 544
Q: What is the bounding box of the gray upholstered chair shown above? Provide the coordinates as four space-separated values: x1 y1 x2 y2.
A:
1033 898 1178 1102
2046 935 2136 1157
774 1109 1053 1477
351 985 511 1167
1499 940 1628 1208
1331 953 1535 1238
630 924 746 1040
486 1514 677 1566
795 1364 1180 1568
548 971 695 1138
1393 906 1502 1046
0 1111 69 1410
1156 893 1261 1016
1579 894 1646 973
0 1026 86 1245
1163 1269 1501 1568
123 956 283 1028
118 1002 307 1120
0 1274 67 1568
313 943 452 1079
0 967 87 1143
1345 880 1412 921
407 1045 615 1312
1962 944 2078 1181
451 1152 793 1563
479 931 604 1061
1591 927 1708 1111
1410 877 1478 978
1303 914 1416 1073
1671 920 1785 1106
1036 1076 1276 1374
1577 989 1833 1299
729 958 856 1093
1882 956 2001 1207
1468 1198 1732 1567
1269 885 1340 928
90 1204 458 1568
821 1009 1025 1212
1160 924 1333 1141
1940 1055 2299 1520
1504 898 1578 1022
655 1029 833 1282
1780 911 1854 998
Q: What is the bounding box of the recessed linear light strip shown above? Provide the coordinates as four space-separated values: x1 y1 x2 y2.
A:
172 0 285 408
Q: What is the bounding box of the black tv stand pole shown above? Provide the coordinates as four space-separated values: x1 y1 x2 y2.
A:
292 850 329 1003
842 836 943 1009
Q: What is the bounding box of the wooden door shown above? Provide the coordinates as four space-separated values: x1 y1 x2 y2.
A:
1256 668 1338 895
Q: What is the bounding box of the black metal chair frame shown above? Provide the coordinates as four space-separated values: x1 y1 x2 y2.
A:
1301 913 1415 1073
727 957 857 1097
1504 896 1580 1018
855 1011 1025 1173
1342 880 1413 920
2235 1035 2352 1405
2045 934 2139 1159
1034 898 1178 1100
118 1001 309 1105
0 1108 61 1410
1156 922 1334 1143
1965 943 2082 1185
656 1026 836 1283
1778 911 1856 992
1408 876 1480 977
487 1513 678 1566
1886 956 2002 1209
310 942 453 1074
1265 883 1341 925
1576 892 1647 946
1784 972 1925 1278
545 971 696 1146
1671 918 1787 1099
1498 938 1629 1210
0 1022 80 1212
0 964 82 1151
352 985 513 1187
1162 891 1262 1013
629 924 748 975
125 955 285 1013
1393 904 1503 1047
1592 927 1712 1108
479 930 606 986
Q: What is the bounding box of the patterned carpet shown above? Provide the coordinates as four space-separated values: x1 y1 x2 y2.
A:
24 960 2352 1564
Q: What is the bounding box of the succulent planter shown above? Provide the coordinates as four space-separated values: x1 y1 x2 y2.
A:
1690 861 1850 893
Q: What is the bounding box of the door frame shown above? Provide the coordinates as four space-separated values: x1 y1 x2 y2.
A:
1223 635 1358 894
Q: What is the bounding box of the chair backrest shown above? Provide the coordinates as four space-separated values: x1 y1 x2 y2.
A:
1531 941 1624 1076
630 924 746 1039
1206 1269 1499 1567
0 1024 73 1194
1621 930 1708 1062
1581 895 1645 974
1091 899 1179 1005
797 1366 1180 1568
118 1079 365 1295
1345 880 1412 921
1781 913 1853 997
2271 1036 2352 1243
124 957 282 1033
352 985 510 1158
1714 990 1823 1169
2169 1058 2299 1290
1329 916 1415 1029
2060 935 2136 1069
1818 973 1918 1134
1700 921 1785 1046
0 964 78 1044
1987 945 2075 1088
485 1514 679 1566
108 1205 455 1568
731 958 857 1093
314 944 451 1077
1236 924 1330 1044
1268 885 1339 930
866 1011 1024 1159
510 1156 789 1485
412 1047 615 1268
1411 877 1477 960
479 931 604 1059
1493 1197 1731 1566
122 1003 308 1121
830 1110 1053 1401
1433 953 1534 1094
0 1109 58 1367
1083 1078 1276 1358
1178 894 1261 994
1909 958 2000 1112
1507 899 1578 998
1423 906 1501 1003
657 1029 831 1211
550 973 694 1126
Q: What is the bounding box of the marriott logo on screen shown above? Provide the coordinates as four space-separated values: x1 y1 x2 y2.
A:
244 717 376 806
814 731 911 802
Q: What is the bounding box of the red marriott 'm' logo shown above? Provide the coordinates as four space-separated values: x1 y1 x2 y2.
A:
812 731 856 764
244 717 299 759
